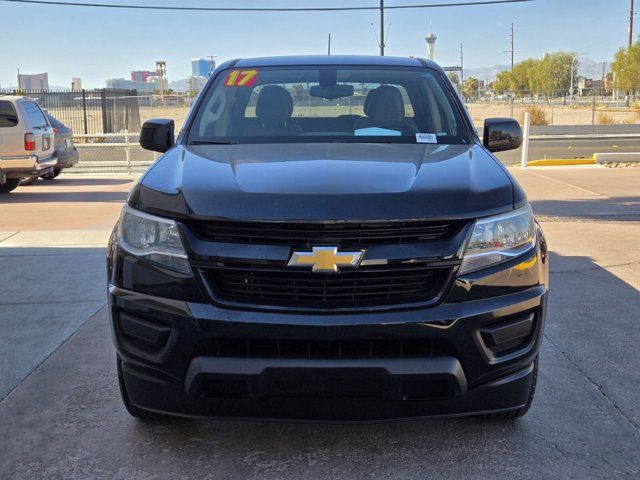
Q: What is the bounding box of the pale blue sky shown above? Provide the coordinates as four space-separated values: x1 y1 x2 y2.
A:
0 0 633 88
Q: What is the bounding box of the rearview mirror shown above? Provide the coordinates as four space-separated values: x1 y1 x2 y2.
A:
140 119 175 153
309 84 354 100
483 118 522 153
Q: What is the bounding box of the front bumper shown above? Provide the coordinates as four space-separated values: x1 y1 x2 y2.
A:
108 237 548 420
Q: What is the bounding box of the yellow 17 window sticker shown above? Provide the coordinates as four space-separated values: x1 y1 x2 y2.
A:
225 69 259 87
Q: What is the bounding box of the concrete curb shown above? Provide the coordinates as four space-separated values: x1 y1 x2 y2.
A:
594 152 640 164
520 158 596 167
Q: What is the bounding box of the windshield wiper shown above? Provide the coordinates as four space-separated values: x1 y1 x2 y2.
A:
190 140 239 145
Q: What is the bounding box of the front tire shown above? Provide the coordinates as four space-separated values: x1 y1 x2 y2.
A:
0 178 21 193
117 357 173 421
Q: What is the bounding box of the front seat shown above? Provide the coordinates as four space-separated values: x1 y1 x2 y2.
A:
354 85 416 133
244 85 302 136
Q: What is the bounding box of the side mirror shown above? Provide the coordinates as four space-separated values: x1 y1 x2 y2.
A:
483 118 522 153
140 119 175 153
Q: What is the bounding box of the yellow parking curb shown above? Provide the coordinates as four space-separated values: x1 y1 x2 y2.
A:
514 157 596 167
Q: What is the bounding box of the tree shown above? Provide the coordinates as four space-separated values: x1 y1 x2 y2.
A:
493 70 511 94
462 77 479 100
447 72 460 87
489 52 576 97
611 40 640 94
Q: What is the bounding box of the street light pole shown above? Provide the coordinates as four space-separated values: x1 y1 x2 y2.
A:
569 54 581 101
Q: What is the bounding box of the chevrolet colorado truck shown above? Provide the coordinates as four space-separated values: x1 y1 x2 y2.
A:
108 56 548 421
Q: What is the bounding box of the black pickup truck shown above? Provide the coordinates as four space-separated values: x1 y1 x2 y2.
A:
107 55 548 421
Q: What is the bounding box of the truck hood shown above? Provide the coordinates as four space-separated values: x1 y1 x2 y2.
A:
131 143 518 221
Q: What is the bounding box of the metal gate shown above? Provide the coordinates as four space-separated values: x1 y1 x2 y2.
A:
10 89 141 134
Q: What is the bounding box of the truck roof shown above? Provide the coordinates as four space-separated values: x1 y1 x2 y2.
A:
232 55 438 69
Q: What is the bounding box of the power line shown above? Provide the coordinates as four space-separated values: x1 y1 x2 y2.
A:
0 0 534 12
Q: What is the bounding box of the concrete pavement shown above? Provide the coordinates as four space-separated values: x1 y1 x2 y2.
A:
0 169 639 479
0 175 135 399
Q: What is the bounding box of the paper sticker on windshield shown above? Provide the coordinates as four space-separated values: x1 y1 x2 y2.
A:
225 69 259 87
416 133 438 144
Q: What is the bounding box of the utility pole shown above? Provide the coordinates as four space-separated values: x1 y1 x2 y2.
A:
380 0 385 56
503 23 514 71
460 43 464 86
510 23 514 70
328 33 331 55
630 0 635 47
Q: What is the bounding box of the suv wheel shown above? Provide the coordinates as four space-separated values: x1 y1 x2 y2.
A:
116 357 173 421
19 175 38 186
0 178 21 193
476 356 538 420
42 168 61 180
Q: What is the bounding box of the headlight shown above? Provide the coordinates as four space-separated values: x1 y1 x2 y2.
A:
118 205 191 274
459 205 536 274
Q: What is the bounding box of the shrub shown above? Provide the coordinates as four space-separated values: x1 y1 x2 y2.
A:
596 112 615 125
519 105 549 126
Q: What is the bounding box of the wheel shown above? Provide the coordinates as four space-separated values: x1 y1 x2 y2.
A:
117 357 172 421
476 357 538 420
41 168 61 180
19 175 38 186
0 178 21 193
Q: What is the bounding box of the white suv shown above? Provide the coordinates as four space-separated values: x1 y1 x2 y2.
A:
0 96 57 193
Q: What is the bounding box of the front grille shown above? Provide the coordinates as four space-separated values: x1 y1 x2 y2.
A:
188 219 464 247
195 337 454 360
203 263 452 309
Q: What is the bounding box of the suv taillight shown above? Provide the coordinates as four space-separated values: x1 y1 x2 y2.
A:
24 133 36 151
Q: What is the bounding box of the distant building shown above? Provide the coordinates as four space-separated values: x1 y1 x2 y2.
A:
71 77 82 91
106 77 133 90
131 70 154 83
18 72 49 91
186 75 207 93
106 77 159 92
604 72 615 95
192 57 216 78
577 77 594 96
147 75 169 92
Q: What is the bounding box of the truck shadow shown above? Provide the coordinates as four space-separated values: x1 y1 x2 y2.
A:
1 180 133 204
530 197 640 221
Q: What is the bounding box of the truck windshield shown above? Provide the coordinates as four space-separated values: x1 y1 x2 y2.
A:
188 65 469 145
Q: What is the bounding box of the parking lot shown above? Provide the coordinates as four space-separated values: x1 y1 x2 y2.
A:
1 166 639 479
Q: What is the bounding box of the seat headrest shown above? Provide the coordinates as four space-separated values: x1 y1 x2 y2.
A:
366 86 405 123
255 85 294 125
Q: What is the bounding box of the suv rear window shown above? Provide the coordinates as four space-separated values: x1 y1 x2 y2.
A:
23 102 49 129
46 113 64 129
0 101 19 127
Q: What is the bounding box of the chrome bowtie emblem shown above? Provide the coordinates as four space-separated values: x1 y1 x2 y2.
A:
287 246 364 273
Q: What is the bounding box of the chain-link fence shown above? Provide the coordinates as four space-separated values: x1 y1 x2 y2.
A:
462 88 640 127
71 133 157 174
